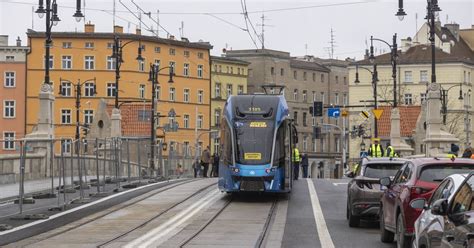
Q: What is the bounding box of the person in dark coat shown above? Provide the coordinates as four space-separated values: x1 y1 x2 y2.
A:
301 154 309 178
450 143 460 157
201 146 211 177
210 152 219 177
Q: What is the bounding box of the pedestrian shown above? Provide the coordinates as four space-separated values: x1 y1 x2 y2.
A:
462 148 472 158
201 146 211 178
450 143 460 157
176 164 184 178
384 142 396 157
368 138 383 157
193 159 201 178
292 147 301 180
210 152 219 177
301 153 309 178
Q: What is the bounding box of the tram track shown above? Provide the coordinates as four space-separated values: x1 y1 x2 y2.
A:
255 199 278 248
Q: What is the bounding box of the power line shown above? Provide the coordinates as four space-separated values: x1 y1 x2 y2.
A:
130 0 171 37
240 0 259 49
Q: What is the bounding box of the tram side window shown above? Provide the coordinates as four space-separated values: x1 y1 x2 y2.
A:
273 124 286 167
221 122 233 164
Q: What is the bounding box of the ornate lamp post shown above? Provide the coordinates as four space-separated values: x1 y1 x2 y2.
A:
355 64 379 138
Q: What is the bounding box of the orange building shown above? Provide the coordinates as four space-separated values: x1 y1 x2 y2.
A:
26 24 212 152
0 35 29 153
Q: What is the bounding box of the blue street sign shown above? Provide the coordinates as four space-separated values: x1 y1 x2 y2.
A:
328 108 340 118
360 151 368 158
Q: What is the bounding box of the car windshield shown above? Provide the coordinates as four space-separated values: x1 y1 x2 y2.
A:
419 164 474 182
363 163 404 179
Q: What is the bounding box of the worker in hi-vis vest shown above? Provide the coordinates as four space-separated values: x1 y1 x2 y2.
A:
292 147 301 180
368 139 384 158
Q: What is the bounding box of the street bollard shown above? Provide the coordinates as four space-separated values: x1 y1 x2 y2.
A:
18 140 26 214
77 140 85 200
126 139 131 183
102 138 107 192
95 138 100 193
61 141 67 209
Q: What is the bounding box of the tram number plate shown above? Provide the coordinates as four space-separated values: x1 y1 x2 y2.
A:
249 122 267 128
244 153 262 160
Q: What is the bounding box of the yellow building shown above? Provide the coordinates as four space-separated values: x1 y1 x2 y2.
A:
26 24 212 152
348 22 474 160
210 56 249 154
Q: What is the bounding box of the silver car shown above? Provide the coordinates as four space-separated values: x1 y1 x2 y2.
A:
410 173 469 248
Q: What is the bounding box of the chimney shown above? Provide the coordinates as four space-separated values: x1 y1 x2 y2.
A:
169 35 175 40
135 28 141 35
445 23 460 41
181 37 189 42
85 22 95 33
16 36 21 46
401 37 412 53
114 25 123 34
364 49 369 60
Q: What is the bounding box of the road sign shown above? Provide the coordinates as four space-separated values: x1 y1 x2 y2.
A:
360 151 368 158
341 109 349 117
328 108 340 118
360 110 370 119
372 109 384 120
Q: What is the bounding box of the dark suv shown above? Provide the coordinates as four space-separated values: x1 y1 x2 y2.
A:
379 158 474 248
346 157 407 227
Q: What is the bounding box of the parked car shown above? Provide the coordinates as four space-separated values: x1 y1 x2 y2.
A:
379 158 474 248
346 157 407 227
410 173 468 248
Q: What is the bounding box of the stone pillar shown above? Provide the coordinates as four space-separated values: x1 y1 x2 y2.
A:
423 83 459 156
390 108 414 157
110 108 122 138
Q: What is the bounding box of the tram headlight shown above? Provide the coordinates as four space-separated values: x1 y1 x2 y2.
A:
233 168 240 173
265 168 271 174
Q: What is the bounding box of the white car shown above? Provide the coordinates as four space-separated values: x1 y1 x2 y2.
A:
410 173 468 248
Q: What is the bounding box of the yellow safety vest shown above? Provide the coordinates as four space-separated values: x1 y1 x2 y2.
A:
385 146 395 157
447 154 457 159
292 148 301 162
370 144 382 157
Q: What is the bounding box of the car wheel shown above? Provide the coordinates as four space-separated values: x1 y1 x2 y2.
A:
396 213 410 248
380 208 394 243
348 204 360 227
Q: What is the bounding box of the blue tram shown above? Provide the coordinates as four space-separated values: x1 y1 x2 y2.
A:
218 91 297 193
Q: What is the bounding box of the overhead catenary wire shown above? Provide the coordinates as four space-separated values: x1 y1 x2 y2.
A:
240 0 259 49
119 0 158 36
130 0 171 37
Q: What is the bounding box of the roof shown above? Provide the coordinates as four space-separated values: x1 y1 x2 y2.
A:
27 30 213 50
361 157 408 165
106 104 151 137
289 59 330 72
211 56 251 65
377 106 421 137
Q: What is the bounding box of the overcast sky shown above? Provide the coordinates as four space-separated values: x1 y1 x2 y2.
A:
0 0 473 59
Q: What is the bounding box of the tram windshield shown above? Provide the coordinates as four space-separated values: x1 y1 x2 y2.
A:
234 120 274 165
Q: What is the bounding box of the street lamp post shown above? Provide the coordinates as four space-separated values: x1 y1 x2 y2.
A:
148 64 174 177
355 64 379 138
111 37 144 108
440 83 464 125
36 0 83 87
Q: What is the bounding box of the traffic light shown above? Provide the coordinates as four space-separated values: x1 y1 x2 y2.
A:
313 101 323 117
357 124 364 137
312 126 322 139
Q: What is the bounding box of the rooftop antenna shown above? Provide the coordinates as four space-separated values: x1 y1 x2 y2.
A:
329 27 336 59
179 21 184 37
415 13 418 42
113 0 116 27
83 0 86 25
31 6 34 29
305 44 308 56
257 14 273 49
157 10 160 37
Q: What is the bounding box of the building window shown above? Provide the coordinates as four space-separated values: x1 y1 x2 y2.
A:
271 67 275 75
184 50 190 57
343 93 348 105
61 139 72 154
169 87 176 101
44 55 54 69
84 82 95 97
154 46 161 53
344 77 347 85
293 71 297 80
84 56 95 70
404 71 413 83
335 76 339 84
303 136 308 151
85 42 94 48
226 84 233 97
154 59 160 69
302 90 307 102
303 112 307 126
198 90 204 103
84 110 94 124
214 109 221 127
293 89 298 101
169 48 176 55
139 84 145 99
169 61 175 73
60 81 72 96
62 42 72 48
184 89 190 102
155 85 160 100
215 83 221 98
404 93 413 105
213 138 220 154
61 109 72 124
197 65 203 78
107 83 116 97
420 93 427 103
238 85 244 95
183 114 190 128
3 100 15 118
334 93 339 105
420 70 428 83
3 132 15 150
62 56 72 69
335 138 340 152
4 72 15 87
183 63 190 76
312 139 317 152
280 68 284 76
321 74 325 83
5 56 14 61
303 71 307 81
184 141 190 156
139 60 145 72
107 56 116 70
312 91 317 101
312 73 316 82
107 42 114 49
197 115 203 129
294 111 298 125
198 52 204 59
238 68 241 75
320 92 325 104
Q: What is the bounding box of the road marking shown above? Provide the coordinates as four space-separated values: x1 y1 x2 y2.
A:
0 179 184 237
332 182 348 186
307 178 335 248
125 189 222 248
